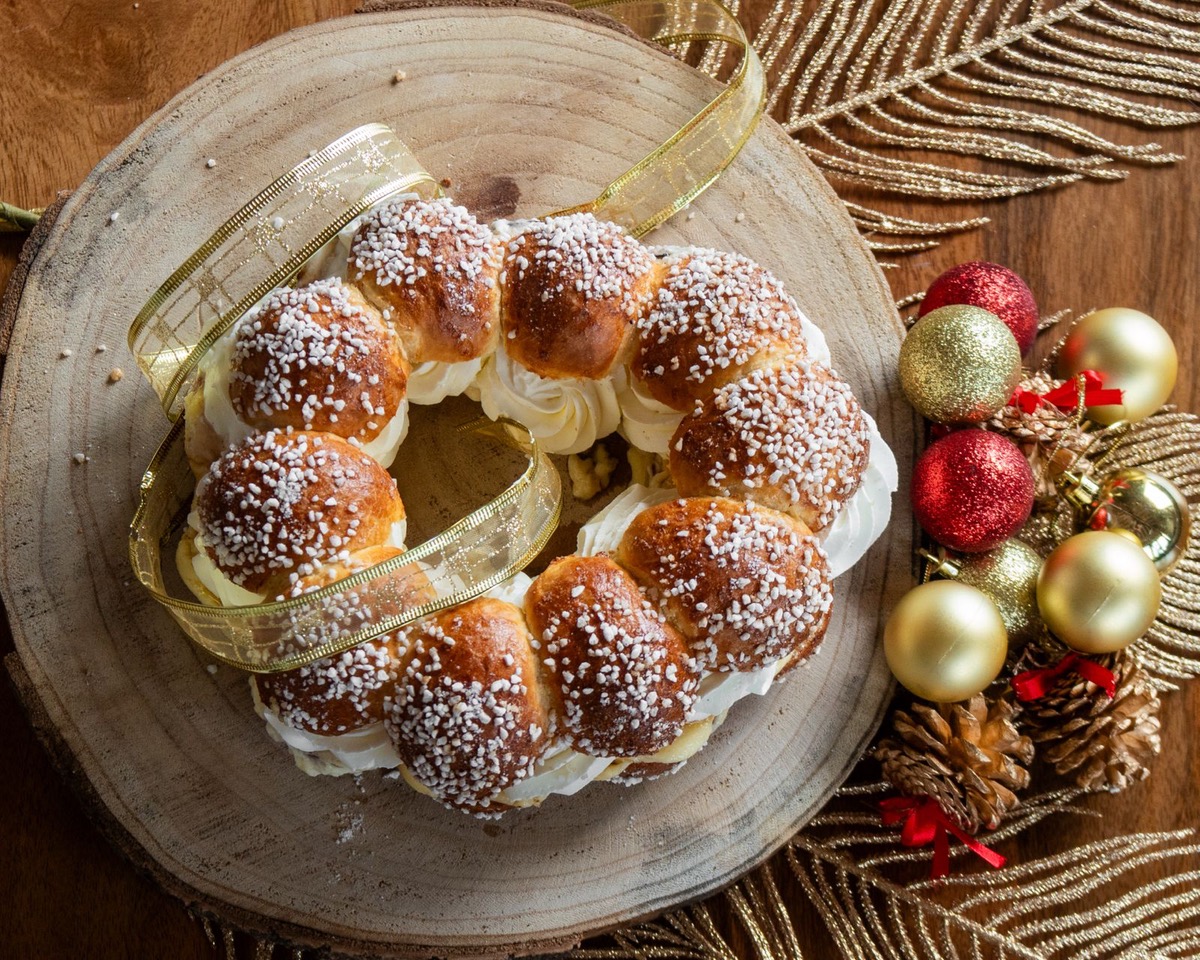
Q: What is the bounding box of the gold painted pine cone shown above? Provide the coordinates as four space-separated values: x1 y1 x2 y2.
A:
1016 649 1162 793
874 695 1034 833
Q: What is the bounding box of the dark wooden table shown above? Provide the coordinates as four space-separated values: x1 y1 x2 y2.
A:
2 1 1198 957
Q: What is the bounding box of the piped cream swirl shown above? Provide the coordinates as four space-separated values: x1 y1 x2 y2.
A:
476 343 622 455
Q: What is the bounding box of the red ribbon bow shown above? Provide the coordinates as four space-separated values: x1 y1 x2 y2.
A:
879 796 1006 879
1011 651 1117 701
1010 370 1122 414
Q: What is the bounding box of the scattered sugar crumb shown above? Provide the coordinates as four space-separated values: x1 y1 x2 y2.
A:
335 800 365 844
735 211 745 222
205 664 218 675
686 211 696 221
72 452 87 464
96 344 107 353
108 211 120 223
270 215 285 230
392 69 407 84
205 158 217 169
60 348 72 358
108 367 124 383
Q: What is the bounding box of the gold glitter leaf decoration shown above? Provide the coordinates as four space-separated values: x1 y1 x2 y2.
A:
751 0 1200 254
574 783 1200 960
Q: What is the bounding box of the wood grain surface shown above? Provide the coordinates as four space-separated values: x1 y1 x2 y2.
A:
0 2 1197 959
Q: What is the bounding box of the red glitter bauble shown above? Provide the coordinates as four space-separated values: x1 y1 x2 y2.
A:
912 430 1035 553
919 261 1039 355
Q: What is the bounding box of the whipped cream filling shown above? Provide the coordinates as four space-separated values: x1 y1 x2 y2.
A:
251 679 402 776
406 358 483 405
476 343 622 455
186 514 408 607
196 323 410 469
819 413 897 578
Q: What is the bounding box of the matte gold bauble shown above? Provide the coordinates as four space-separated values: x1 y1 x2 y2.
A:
1086 468 1191 574
1037 530 1162 654
899 305 1022 424
929 539 1043 645
1056 308 1177 424
884 581 1009 702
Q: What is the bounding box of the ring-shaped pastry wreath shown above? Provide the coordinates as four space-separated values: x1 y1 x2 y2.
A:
180 198 871 817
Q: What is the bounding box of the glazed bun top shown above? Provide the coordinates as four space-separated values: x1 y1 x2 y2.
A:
194 430 405 594
523 555 699 758
254 546 435 735
669 360 870 531
500 213 658 380
386 597 553 815
228 279 409 443
349 198 502 364
632 249 807 410
617 497 833 672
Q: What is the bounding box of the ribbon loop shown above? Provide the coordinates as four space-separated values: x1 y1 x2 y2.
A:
880 796 1007 879
1011 370 1122 415
1012 651 1117 701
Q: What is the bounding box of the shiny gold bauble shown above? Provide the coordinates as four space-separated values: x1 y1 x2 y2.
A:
931 539 1043 646
1086 468 1191 574
899 305 1022 424
1056 307 1177 424
1037 530 1162 654
884 581 1009 702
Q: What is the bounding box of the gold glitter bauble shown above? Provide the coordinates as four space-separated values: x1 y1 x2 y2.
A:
1086 468 1191 574
1037 530 1162 654
884 581 1008 702
1056 307 1177 424
932 539 1043 646
900 305 1022 424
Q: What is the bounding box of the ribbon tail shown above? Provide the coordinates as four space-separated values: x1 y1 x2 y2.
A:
932 825 951 880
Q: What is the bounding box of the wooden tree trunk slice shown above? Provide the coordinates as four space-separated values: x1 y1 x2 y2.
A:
0 4 914 957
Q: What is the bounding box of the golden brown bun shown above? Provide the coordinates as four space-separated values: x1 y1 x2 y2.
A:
385 597 553 816
194 430 405 595
349 198 501 363
617 497 833 673
500 214 658 379
632 249 808 410
524 555 698 758
669 359 870 531
229 280 408 442
255 546 435 735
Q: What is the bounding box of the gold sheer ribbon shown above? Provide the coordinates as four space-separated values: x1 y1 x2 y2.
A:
129 0 765 672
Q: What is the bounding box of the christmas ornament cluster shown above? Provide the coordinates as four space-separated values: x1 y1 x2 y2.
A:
877 261 1189 864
